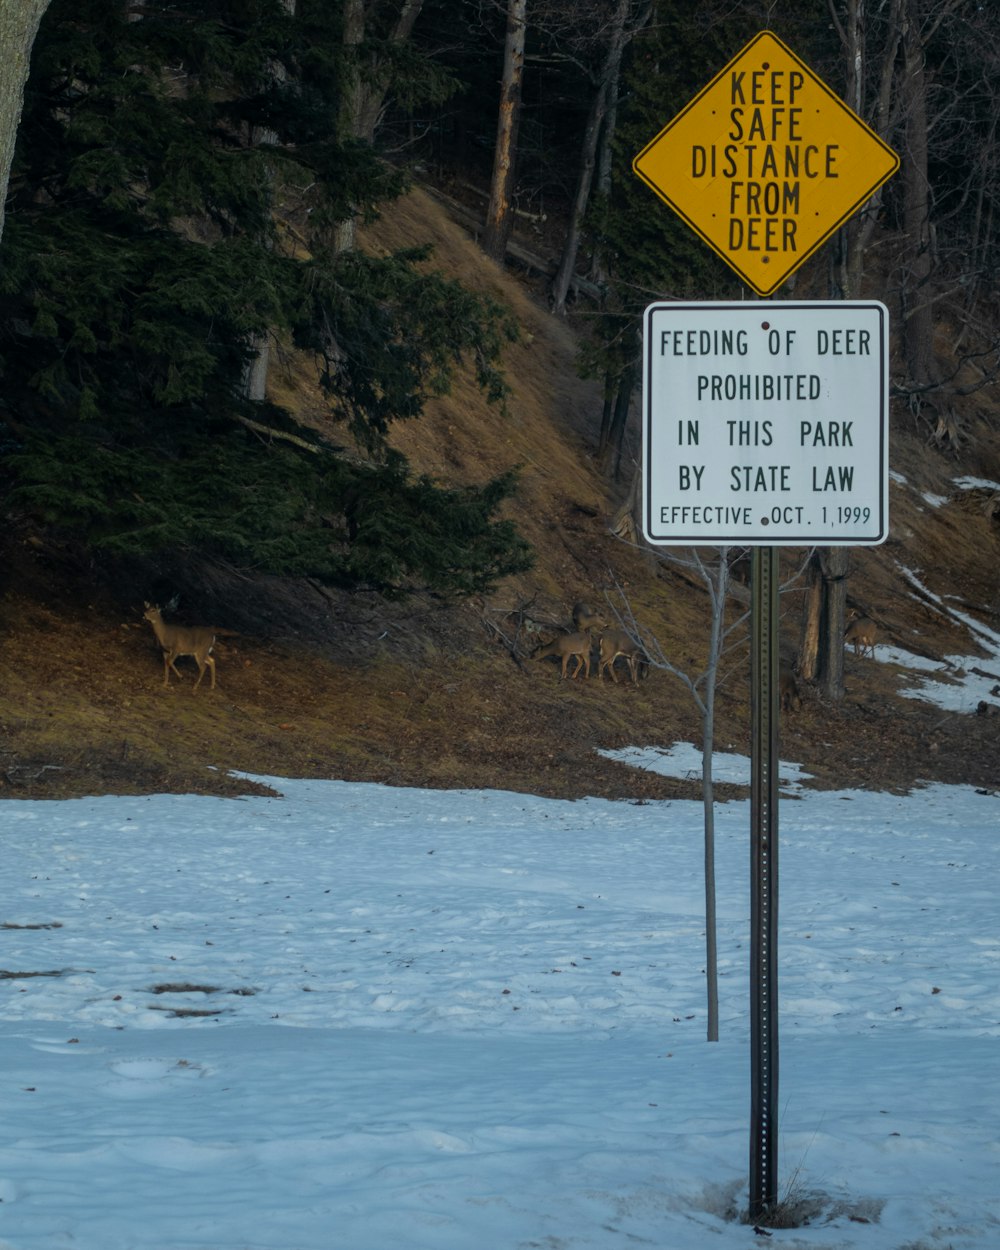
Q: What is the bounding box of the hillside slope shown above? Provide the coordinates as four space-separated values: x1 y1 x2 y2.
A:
2 187 1000 802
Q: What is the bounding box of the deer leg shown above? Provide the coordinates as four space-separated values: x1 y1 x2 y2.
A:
193 654 216 691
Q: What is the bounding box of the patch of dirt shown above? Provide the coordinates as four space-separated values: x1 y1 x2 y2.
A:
3 187 1000 805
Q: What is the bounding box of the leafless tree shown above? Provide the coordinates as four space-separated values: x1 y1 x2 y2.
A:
341 0 426 145
609 539 813 1040
482 0 527 262
242 0 298 403
549 0 652 314
481 0 642 271
797 546 849 700
825 0 901 298
609 547 749 1043
828 1 987 401
0 0 53 246
896 0 940 391
337 0 426 252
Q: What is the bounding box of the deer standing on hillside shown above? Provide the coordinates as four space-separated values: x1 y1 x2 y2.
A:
844 611 878 658
143 603 218 690
598 629 644 685
532 631 592 679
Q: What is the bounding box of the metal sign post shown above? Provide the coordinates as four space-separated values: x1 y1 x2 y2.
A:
750 545 780 1218
633 27 899 1225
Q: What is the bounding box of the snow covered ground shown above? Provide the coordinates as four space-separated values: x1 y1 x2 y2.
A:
3 565 999 1250
2 724 998 1249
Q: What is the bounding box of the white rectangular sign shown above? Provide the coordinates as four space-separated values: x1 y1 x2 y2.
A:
642 301 889 546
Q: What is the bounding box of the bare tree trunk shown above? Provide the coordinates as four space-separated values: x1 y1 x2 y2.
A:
0 0 52 246
700 551 729 1043
598 362 636 478
609 462 641 545
549 72 609 314
821 547 849 701
340 0 365 136
335 0 368 255
341 0 423 144
798 547 849 700
242 0 296 402
702 727 719 1041
551 0 632 312
965 105 997 309
798 553 823 681
336 0 424 254
830 0 865 299
550 0 651 311
898 0 938 389
587 15 625 291
243 337 271 402
597 371 615 454
482 0 527 264
826 0 902 297
610 548 736 1041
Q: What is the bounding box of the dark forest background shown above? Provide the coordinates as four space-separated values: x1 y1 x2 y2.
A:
1 0 998 600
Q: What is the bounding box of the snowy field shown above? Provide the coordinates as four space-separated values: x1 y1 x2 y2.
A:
3 557 999 1250
2 731 998 1249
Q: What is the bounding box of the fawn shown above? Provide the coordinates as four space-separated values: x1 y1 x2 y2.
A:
143 603 218 690
571 601 601 632
844 612 878 658
598 629 644 685
532 631 592 679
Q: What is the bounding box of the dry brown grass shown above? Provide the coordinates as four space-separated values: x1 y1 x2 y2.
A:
3 187 1000 802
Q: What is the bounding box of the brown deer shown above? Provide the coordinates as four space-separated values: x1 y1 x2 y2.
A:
533 631 592 679
844 612 878 658
779 665 802 712
598 629 644 685
143 603 218 690
571 601 601 632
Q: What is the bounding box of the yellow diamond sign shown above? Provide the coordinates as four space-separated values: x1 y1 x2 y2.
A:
633 30 899 296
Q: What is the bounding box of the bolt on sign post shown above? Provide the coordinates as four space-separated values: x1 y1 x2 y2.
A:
633 30 898 1222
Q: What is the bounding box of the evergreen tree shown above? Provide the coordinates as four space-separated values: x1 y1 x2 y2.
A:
0 0 532 596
